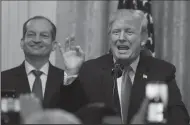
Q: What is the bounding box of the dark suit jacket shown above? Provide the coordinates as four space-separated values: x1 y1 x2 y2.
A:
78 53 190 124
1 62 87 113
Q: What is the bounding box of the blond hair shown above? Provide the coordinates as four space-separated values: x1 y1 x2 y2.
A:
108 9 148 35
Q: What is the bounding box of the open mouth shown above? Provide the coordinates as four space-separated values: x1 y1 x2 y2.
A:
30 45 43 49
117 45 130 50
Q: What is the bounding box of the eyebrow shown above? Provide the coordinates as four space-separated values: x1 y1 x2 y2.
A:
26 30 50 34
112 27 135 31
26 31 35 33
40 32 50 34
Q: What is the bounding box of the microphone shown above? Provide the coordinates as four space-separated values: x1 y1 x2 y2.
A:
111 62 124 115
111 63 124 78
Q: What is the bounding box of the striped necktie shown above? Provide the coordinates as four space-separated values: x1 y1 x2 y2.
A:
32 70 43 100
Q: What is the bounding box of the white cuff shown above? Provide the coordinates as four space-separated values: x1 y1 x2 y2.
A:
63 72 78 85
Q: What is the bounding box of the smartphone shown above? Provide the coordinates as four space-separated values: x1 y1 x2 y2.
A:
1 89 20 124
145 82 168 124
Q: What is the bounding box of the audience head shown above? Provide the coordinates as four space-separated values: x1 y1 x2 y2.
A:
24 109 82 124
76 102 121 124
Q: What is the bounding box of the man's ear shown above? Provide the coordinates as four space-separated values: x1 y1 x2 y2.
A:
20 38 24 49
52 40 57 51
140 32 148 48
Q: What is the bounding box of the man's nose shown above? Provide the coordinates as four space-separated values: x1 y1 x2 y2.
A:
118 31 126 42
33 35 42 43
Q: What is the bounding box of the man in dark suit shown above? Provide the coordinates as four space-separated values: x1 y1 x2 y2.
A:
78 9 190 124
1 16 87 112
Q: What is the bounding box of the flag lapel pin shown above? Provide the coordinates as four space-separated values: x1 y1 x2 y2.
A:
143 74 148 79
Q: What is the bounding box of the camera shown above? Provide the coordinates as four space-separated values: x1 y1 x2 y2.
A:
1 90 21 124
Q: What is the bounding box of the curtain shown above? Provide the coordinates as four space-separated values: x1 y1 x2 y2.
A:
1 1 28 71
152 1 190 115
55 1 119 68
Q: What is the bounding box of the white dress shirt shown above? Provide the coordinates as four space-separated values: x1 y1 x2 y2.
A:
25 61 77 97
115 56 140 106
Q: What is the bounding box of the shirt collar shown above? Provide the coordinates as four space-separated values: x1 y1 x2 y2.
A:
130 56 139 73
25 61 49 75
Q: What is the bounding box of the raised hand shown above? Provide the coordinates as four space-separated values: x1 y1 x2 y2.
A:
58 36 85 75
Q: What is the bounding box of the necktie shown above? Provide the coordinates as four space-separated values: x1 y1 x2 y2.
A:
121 66 133 124
32 70 43 100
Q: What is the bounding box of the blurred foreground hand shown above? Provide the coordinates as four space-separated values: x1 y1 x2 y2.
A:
102 116 122 124
19 94 43 123
130 98 149 124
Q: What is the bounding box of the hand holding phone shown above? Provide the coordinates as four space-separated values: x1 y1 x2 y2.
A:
1 90 20 124
1 90 43 124
145 82 168 123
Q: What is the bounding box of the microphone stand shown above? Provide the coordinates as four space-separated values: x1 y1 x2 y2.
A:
111 63 123 115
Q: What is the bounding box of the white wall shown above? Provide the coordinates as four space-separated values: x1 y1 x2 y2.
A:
1 1 57 71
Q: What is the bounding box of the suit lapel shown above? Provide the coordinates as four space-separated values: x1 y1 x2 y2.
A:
127 55 150 123
14 62 31 95
100 54 115 108
43 63 62 108
100 54 152 123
